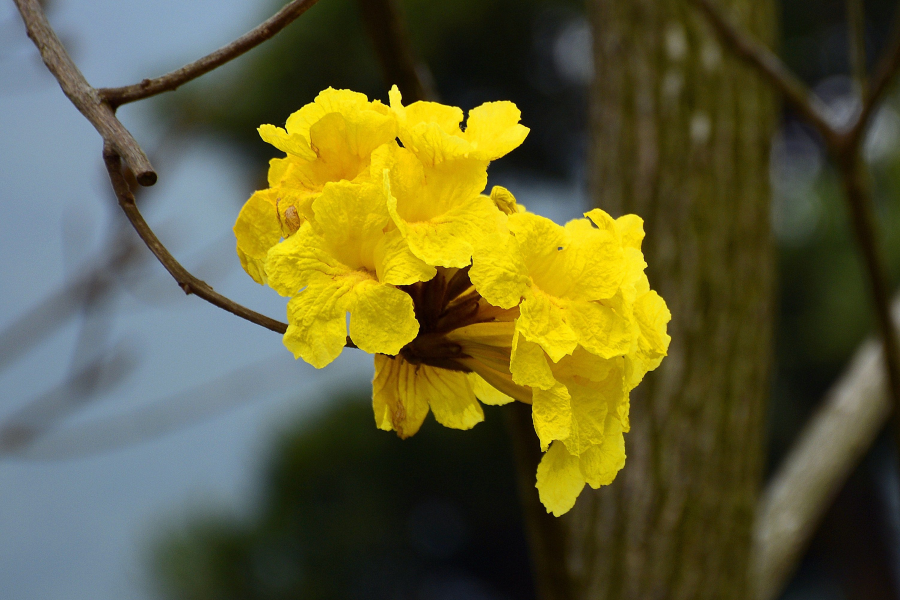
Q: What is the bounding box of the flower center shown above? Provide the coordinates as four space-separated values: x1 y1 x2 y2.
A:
397 267 497 371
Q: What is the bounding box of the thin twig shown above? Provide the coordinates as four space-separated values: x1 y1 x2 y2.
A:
0 236 140 373
847 0 868 99
851 5 900 147
99 0 321 107
834 150 900 458
752 299 899 600
355 0 434 102
692 0 838 143
12 0 157 185
103 147 289 335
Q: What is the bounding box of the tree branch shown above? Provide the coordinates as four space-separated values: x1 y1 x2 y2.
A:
355 0 433 103
12 0 157 185
103 148 289 335
847 0 868 99
99 0 321 108
691 0 838 143
752 300 899 600
852 3 900 146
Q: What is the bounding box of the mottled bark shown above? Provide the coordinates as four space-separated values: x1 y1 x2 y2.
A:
563 1 776 599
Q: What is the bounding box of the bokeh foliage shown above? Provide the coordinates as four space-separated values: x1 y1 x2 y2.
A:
152 396 533 600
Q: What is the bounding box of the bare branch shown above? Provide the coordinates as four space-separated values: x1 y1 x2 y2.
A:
103 147 289 335
12 0 157 185
847 0 868 99
752 301 899 600
0 238 140 373
852 4 900 146
356 0 434 102
99 0 321 107
691 0 838 143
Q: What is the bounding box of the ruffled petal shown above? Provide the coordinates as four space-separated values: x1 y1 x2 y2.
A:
372 354 430 439
258 123 317 161
346 279 419 355
565 300 634 359
374 228 436 286
516 288 578 363
532 381 572 451
265 224 348 297
282 279 351 368
417 367 484 430
470 224 528 309
560 376 612 456
614 213 645 250
388 191 498 269
234 189 281 285
536 441 585 517
579 419 626 489
509 330 556 390
463 101 530 161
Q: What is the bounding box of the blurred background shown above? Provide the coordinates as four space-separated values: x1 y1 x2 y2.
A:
3 0 900 598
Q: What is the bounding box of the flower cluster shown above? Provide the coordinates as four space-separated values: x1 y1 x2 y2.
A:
234 87 671 516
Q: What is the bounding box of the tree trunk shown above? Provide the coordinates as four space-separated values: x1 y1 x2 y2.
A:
562 1 776 598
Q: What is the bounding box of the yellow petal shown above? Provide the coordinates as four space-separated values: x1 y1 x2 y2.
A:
374 228 437 286
346 279 419 355
311 181 390 272
509 330 556 390
626 290 672 389
536 441 585 517
636 290 672 357
614 214 645 250
234 189 281 285
418 367 484 430
372 354 430 439
468 372 515 406
470 225 528 309
559 376 612 456
265 223 348 297
565 300 634 359
562 217 625 301
282 279 351 368
516 288 578 363
532 381 572 451
579 420 626 489
258 123 317 161
463 101 530 161
388 190 497 269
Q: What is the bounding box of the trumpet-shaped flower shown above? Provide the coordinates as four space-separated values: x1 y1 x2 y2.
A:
235 88 397 284
234 87 670 518
265 180 433 367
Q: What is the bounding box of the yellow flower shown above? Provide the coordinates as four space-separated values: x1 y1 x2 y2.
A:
379 87 530 269
265 180 434 367
235 88 397 284
234 87 670 518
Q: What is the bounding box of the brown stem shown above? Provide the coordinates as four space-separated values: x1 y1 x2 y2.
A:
103 147 289 335
355 0 433 102
691 0 839 145
850 3 900 148
504 402 574 600
12 0 157 185
99 0 322 107
834 151 900 449
847 0 868 99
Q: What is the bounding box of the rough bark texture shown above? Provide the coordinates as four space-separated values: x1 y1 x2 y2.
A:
565 1 776 599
